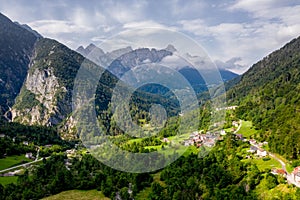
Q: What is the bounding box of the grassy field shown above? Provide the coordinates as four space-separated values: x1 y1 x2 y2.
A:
42 190 109 200
224 127 234 132
144 145 162 150
0 176 18 185
237 121 258 138
243 157 282 171
126 138 143 144
0 155 31 171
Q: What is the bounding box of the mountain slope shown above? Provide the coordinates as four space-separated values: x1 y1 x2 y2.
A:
178 67 238 94
227 36 300 159
0 13 39 121
10 38 180 138
0 13 180 137
11 38 85 126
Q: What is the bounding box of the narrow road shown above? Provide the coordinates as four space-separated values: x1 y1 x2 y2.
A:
234 120 242 133
0 157 48 174
35 148 40 161
234 117 300 188
268 153 286 172
253 144 300 188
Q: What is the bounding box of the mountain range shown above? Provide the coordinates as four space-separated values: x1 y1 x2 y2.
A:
0 12 238 133
76 43 239 94
1 11 299 157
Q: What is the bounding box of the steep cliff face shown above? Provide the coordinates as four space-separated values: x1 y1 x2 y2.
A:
10 38 121 137
11 38 81 126
12 67 67 125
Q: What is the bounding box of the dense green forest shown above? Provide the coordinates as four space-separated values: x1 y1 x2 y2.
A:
1 133 300 200
0 122 74 158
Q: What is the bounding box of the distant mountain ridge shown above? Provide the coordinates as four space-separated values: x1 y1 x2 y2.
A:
77 44 239 94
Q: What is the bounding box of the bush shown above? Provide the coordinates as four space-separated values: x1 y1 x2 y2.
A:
262 157 271 161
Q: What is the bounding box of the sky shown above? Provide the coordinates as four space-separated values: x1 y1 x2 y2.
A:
0 0 299 74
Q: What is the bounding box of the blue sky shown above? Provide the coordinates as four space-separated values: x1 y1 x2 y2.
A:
0 0 299 73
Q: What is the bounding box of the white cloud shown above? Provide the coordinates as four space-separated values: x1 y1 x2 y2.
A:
71 8 106 28
123 21 169 29
178 1 300 71
215 57 247 74
1 0 299 73
105 1 148 23
159 54 191 69
170 0 207 17
229 0 283 12
28 20 94 34
179 19 209 36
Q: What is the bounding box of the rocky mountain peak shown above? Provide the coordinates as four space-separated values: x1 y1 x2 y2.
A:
165 44 177 53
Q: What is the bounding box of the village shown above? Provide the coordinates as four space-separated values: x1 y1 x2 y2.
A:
175 116 300 188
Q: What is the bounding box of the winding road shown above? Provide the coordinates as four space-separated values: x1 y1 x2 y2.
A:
253 144 300 188
0 157 49 174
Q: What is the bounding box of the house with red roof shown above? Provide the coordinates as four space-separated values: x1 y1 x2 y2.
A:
271 168 287 177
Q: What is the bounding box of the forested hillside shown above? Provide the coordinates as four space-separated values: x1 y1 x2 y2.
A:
227 36 300 159
0 13 39 121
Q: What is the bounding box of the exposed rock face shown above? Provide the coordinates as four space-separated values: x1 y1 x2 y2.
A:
77 43 105 58
77 44 174 79
107 48 173 78
11 38 80 126
12 67 68 126
76 43 133 70
58 115 78 140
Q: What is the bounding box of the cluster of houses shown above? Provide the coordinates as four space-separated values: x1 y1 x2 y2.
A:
25 152 34 159
247 139 268 157
182 131 218 148
66 149 76 156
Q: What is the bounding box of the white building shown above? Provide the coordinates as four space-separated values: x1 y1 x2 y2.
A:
292 167 300 183
25 152 33 159
256 148 267 157
249 139 257 145
220 130 226 135
232 121 239 127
